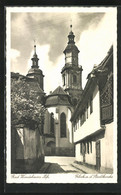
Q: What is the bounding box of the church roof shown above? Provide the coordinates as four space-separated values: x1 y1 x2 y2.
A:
63 43 79 54
52 86 67 95
45 86 71 107
27 68 43 75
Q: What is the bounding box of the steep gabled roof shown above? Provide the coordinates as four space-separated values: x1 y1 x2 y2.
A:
87 45 113 80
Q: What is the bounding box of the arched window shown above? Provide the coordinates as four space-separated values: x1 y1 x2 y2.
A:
73 75 77 84
60 112 66 138
50 112 54 135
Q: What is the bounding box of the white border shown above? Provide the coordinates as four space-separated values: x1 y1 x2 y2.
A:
6 6 117 184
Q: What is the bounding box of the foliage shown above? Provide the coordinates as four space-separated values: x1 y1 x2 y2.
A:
11 75 45 129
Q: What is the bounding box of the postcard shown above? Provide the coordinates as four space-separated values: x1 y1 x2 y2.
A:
6 6 117 183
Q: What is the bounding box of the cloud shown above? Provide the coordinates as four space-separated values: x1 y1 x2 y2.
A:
11 13 31 37
11 49 20 72
78 11 116 88
27 44 64 94
10 10 116 92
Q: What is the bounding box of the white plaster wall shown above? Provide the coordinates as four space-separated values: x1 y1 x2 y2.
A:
101 122 113 169
75 141 96 165
74 86 101 143
46 106 73 148
75 143 83 162
47 107 58 120
67 108 73 143
85 142 96 165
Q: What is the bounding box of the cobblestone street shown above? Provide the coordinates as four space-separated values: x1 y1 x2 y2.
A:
39 156 84 174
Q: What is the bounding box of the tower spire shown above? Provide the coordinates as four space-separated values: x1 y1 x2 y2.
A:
62 23 83 106
31 42 39 68
70 19 72 32
34 39 36 55
70 24 72 32
27 42 44 90
68 23 75 44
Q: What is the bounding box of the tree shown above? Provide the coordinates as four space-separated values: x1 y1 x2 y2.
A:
11 73 45 132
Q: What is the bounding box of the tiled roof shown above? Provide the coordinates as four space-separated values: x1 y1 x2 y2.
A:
45 86 70 107
52 86 67 95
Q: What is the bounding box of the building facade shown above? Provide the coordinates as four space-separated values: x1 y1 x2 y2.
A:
43 86 74 156
71 46 113 173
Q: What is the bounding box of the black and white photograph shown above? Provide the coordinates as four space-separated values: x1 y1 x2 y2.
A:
6 7 117 183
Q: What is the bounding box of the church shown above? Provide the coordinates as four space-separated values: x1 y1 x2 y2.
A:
25 24 114 173
26 25 83 156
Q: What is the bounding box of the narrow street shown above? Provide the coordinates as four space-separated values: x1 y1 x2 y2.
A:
41 156 84 174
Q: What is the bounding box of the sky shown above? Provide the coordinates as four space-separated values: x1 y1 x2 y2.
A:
10 7 116 95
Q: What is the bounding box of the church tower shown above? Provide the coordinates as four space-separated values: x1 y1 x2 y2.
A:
61 25 83 106
26 44 44 90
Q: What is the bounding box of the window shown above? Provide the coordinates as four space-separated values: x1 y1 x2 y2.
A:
90 141 92 153
60 112 66 137
90 96 93 114
33 60 36 66
66 52 72 63
63 74 65 86
85 143 86 154
87 142 89 154
80 109 88 127
50 113 54 135
73 75 77 84
81 113 84 125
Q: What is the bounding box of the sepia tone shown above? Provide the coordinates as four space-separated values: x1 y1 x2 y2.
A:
11 24 113 174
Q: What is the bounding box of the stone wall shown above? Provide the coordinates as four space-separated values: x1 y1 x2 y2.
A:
11 125 44 173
